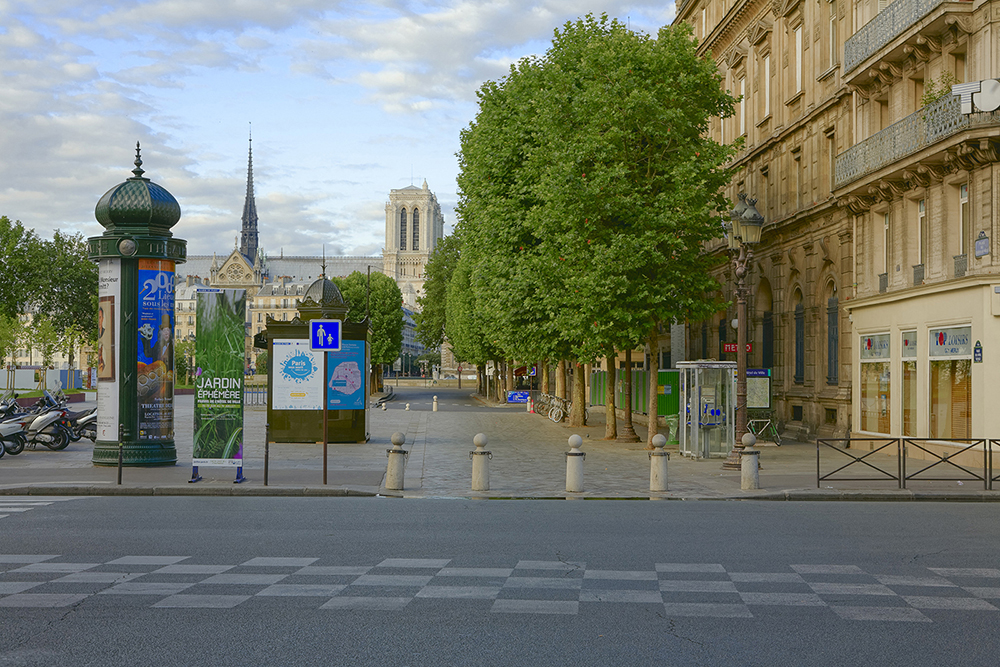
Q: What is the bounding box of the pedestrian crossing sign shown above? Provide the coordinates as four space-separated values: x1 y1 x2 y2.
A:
309 319 342 351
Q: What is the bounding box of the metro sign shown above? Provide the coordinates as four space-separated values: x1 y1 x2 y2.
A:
723 343 752 353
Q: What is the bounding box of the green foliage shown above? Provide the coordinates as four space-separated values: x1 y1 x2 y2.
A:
31 316 60 367
921 73 960 107
176 339 196 384
0 313 22 367
415 234 461 350
0 217 45 319
332 271 404 366
0 218 97 352
255 351 269 375
453 15 735 366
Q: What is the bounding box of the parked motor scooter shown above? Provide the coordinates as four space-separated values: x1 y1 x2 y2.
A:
1 392 72 451
0 418 25 455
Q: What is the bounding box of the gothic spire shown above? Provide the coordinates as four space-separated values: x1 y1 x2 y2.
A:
240 126 259 263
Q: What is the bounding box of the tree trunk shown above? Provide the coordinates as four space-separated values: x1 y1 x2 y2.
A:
541 361 549 395
617 349 640 442
646 331 660 449
493 366 501 402
569 360 587 426
477 364 486 395
506 359 515 396
605 354 617 439
555 360 566 399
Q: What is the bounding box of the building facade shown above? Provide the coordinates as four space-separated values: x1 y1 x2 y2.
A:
678 0 1000 443
676 0 855 440
382 180 445 308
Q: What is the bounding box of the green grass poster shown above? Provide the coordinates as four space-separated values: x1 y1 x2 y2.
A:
193 289 246 466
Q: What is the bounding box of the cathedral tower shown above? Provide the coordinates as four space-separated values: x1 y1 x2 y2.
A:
383 180 444 308
239 132 259 263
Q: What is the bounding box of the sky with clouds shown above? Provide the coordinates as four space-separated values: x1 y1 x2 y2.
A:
1 0 677 258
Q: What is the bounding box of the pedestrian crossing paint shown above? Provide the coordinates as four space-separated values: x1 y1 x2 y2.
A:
0 497 87 521
0 554 997 621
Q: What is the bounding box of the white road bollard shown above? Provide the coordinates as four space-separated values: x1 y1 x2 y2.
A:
565 434 585 493
527 395 533 413
381 404 387 411
433 396 438 412
740 432 760 490
470 433 491 491
385 432 408 490
649 434 669 492
405 403 410 411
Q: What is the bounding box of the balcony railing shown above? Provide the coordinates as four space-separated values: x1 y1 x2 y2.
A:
844 0 952 73
834 95 1000 189
954 254 967 278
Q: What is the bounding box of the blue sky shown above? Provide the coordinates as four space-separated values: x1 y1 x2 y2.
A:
0 0 676 257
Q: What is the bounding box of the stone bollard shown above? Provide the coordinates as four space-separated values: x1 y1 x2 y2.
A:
433 395 438 412
740 432 760 490
649 434 669 492
565 434 585 493
385 432 407 490
405 403 410 411
470 433 491 491
381 404 387 411
527 395 533 413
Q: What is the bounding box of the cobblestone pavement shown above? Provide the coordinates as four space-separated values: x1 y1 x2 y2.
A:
1 391 998 500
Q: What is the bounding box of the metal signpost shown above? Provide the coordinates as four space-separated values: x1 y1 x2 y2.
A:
310 320 342 484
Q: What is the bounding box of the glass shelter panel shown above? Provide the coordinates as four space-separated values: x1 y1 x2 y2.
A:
678 361 736 459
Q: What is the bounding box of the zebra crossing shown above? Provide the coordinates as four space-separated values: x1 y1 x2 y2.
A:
0 497 87 520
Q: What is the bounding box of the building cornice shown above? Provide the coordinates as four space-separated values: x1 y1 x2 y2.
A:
847 274 1000 310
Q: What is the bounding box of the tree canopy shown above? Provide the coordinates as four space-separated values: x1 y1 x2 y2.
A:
332 271 404 367
443 15 736 371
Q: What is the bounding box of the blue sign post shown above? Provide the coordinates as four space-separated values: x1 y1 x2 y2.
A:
309 319 342 352
309 319 341 485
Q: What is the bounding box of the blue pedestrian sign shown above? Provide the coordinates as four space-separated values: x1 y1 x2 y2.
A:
309 319 342 352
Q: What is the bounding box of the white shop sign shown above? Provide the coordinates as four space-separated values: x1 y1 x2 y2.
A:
929 326 972 358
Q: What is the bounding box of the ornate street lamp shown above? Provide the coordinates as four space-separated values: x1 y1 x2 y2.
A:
723 194 764 470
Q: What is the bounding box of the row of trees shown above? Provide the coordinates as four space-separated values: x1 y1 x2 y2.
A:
417 15 738 441
0 216 97 375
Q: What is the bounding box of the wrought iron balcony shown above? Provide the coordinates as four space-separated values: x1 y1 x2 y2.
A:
835 95 1000 189
912 263 925 285
954 254 967 278
844 0 952 73
878 273 888 293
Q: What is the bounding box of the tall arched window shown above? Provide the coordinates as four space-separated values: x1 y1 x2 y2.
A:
826 284 839 385
399 209 408 250
793 289 805 384
412 208 420 251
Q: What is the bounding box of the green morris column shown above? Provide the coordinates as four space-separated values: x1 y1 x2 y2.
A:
88 144 187 466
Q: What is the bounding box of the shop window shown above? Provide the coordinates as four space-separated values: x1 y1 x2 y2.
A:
929 326 972 439
902 331 917 436
860 333 891 434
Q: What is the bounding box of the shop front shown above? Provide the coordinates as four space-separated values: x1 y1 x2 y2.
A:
849 281 1000 442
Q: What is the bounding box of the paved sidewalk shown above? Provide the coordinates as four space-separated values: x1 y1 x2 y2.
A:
1 392 997 501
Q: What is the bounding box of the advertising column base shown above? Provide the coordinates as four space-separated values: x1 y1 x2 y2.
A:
92 439 177 466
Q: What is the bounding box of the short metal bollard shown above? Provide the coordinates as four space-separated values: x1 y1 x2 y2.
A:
649 434 669 491
565 434 585 493
740 432 760 490
432 395 438 412
469 433 492 491
385 432 408 490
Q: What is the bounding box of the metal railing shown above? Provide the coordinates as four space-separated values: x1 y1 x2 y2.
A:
844 0 953 72
817 437 997 489
244 385 267 406
834 95 1000 189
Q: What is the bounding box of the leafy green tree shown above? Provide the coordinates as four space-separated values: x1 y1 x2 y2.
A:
0 313 22 369
0 216 45 319
414 234 460 350
176 339 196 385
255 351 269 376
36 231 98 338
333 271 404 393
454 15 735 424
32 315 60 389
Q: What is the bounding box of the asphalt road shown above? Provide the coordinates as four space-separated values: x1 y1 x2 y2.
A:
2 498 998 666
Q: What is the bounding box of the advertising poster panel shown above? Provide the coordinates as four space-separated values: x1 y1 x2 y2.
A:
96 260 121 441
193 289 246 466
326 340 366 410
272 339 323 410
136 259 175 441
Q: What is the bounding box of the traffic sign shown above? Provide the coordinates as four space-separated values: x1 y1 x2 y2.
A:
309 319 342 351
